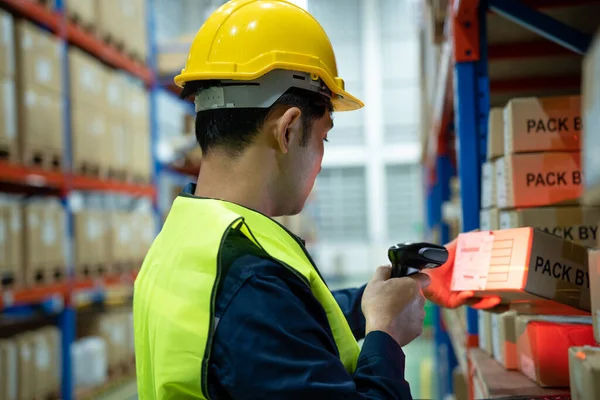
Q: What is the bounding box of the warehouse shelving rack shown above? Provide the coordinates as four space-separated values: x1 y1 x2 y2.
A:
0 0 186 398
424 0 597 398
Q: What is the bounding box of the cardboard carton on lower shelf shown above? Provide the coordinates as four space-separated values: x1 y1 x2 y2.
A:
504 95 581 154
496 152 582 209
569 346 600 400
451 228 591 311
589 249 600 343
480 208 499 231
0 340 18 400
499 206 600 248
478 307 509 357
16 333 35 400
516 315 595 387
492 311 518 370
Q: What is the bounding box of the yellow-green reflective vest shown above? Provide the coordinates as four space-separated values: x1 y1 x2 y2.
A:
133 196 360 399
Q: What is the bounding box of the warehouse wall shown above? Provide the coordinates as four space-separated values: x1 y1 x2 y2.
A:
310 0 424 282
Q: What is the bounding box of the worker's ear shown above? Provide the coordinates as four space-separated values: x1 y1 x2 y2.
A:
273 106 302 154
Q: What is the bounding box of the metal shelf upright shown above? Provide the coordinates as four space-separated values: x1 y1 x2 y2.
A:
426 0 597 397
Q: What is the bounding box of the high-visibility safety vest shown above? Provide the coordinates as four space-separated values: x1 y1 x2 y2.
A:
134 195 361 399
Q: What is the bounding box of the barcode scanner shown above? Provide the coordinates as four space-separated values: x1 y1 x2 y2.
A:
388 242 449 278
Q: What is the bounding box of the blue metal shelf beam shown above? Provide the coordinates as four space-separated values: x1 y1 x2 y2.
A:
488 0 592 54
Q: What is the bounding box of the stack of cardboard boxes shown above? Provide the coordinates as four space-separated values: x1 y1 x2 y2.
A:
23 198 67 286
69 46 151 182
74 207 155 279
65 0 147 63
481 94 600 246
0 326 61 400
16 19 64 169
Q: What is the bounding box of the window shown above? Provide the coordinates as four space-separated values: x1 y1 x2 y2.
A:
385 164 424 241
315 167 368 242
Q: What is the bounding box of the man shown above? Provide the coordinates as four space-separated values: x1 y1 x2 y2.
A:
133 1 500 399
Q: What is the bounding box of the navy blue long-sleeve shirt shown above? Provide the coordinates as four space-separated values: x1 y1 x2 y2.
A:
206 228 413 399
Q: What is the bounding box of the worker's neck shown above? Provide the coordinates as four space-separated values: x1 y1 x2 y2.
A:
194 149 277 216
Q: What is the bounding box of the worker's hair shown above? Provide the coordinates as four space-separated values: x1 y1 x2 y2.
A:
180 81 333 157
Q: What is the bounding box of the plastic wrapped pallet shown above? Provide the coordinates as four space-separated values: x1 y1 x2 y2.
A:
72 337 107 389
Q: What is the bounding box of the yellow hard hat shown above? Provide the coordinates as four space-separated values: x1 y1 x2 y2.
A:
174 0 364 112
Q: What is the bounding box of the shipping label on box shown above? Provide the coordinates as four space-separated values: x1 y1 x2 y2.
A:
451 228 591 310
569 346 600 400
516 315 594 387
487 107 504 160
0 10 15 78
504 95 581 154
481 162 496 209
499 207 600 248
496 152 582 209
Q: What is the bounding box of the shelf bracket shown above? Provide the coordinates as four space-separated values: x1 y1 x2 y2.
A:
488 0 592 55
452 0 481 62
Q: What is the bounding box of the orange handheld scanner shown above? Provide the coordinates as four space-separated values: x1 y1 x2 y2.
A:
388 242 448 278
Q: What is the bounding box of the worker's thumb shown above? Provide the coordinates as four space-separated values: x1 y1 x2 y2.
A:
372 265 392 282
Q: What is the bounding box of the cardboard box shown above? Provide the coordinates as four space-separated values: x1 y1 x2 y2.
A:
480 208 499 231
0 202 22 282
124 0 147 61
569 346 600 400
590 249 600 343
16 333 35 400
504 96 581 154
478 310 493 356
487 107 504 160
78 311 129 369
492 311 518 370
500 207 600 248
74 209 108 272
0 340 17 400
97 0 123 42
15 20 62 94
31 331 52 397
107 119 129 173
71 103 107 171
0 10 15 78
19 84 64 159
65 0 96 28
496 152 582 209
583 32 600 201
453 366 468 400
516 315 595 387
0 77 17 156
40 327 60 396
481 161 495 209
451 228 591 311
68 47 106 108
105 71 127 118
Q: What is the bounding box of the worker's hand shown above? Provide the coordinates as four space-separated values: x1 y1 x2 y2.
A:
422 238 502 309
362 266 431 347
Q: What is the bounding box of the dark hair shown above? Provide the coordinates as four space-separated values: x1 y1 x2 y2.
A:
180 81 333 156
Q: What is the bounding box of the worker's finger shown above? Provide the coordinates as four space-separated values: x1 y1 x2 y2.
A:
469 296 502 309
372 265 392 281
409 273 432 289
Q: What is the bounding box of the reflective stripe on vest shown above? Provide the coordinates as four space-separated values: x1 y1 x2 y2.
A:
134 196 360 399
